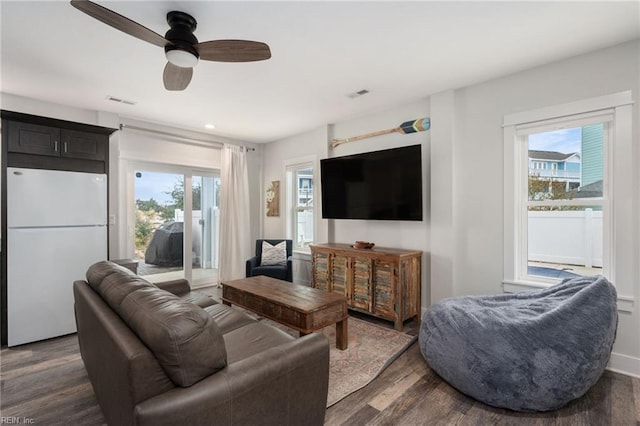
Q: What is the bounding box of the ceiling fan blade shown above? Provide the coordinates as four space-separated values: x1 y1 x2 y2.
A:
70 0 169 48
163 62 193 91
196 40 271 62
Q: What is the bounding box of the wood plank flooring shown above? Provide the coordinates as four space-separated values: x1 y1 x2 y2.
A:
2 324 639 425
325 342 640 425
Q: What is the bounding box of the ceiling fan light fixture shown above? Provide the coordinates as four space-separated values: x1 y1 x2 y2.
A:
166 48 199 68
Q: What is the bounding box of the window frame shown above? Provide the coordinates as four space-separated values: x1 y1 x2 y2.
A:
284 156 317 252
503 91 633 295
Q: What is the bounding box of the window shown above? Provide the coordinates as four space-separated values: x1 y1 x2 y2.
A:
285 161 314 250
503 91 633 289
520 119 608 282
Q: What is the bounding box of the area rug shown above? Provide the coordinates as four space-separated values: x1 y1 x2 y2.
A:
259 315 417 407
322 317 417 406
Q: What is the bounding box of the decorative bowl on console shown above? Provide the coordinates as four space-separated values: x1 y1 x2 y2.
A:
354 241 375 249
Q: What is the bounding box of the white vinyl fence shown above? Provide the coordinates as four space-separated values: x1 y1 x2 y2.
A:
175 208 220 268
296 210 314 248
528 209 603 268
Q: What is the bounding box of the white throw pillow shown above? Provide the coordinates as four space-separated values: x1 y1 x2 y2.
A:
260 241 287 266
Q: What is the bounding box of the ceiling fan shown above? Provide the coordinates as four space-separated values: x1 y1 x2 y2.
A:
70 0 271 91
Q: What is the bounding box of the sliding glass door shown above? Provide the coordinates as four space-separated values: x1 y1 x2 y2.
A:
191 174 220 283
131 164 219 286
134 170 185 280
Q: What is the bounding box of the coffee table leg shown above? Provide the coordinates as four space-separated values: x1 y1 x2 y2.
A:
336 318 348 350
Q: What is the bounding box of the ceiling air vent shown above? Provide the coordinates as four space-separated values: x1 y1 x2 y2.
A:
106 95 136 106
346 89 370 99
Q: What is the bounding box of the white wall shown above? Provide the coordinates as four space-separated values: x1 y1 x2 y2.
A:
263 98 432 309
1 93 100 125
262 124 329 243
330 99 430 246
330 100 432 309
433 40 639 376
263 40 640 377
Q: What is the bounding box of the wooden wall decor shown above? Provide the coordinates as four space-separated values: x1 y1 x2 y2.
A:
331 117 430 148
266 180 280 217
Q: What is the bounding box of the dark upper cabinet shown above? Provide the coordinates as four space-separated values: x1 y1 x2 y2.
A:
7 120 107 161
61 129 106 161
7 121 61 157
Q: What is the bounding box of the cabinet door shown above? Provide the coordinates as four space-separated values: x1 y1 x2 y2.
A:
61 129 107 161
312 252 330 291
7 121 60 157
330 254 349 297
372 260 395 319
352 257 372 310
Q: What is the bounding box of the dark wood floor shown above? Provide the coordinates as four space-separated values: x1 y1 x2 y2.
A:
325 342 640 425
2 329 639 425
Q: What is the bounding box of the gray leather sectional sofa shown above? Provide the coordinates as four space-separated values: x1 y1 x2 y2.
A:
73 261 329 426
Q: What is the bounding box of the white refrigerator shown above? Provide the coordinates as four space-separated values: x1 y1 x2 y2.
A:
7 167 108 346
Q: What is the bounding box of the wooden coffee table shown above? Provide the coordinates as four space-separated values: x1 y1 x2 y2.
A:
221 275 349 350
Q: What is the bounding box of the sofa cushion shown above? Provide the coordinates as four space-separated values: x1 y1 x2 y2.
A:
180 291 217 308
98 272 155 307
92 273 228 388
119 287 227 387
251 265 288 281
223 322 295 364
86 260 135 288
204 304 258 334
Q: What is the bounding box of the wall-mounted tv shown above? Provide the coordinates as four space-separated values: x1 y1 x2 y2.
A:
320 144 423 221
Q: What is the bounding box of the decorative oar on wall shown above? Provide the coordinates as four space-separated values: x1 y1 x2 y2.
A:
330 117 431 148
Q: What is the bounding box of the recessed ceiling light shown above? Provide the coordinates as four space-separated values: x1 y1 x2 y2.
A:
205 123 215 129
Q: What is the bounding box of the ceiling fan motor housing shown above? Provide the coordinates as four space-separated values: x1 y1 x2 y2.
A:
164 11 199 63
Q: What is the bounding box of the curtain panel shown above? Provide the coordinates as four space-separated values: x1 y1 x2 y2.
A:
218 144 251 282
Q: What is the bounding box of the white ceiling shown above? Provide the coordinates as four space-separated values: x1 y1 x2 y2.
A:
1 1 638 143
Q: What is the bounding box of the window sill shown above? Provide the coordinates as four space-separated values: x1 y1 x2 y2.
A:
293 248 312 257
502 279 553 293
502 279 635 313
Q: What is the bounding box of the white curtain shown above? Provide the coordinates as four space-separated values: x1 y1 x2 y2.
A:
218 144 251 283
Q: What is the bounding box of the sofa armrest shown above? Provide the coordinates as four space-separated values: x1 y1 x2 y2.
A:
155 279 191 296
134 333 329 426
286 256 293 282
246 256 260 277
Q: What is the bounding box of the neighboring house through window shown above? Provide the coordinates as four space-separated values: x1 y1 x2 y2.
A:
528 149 582 192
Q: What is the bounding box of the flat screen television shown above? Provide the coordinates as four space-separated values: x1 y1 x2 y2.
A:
320 144 423 221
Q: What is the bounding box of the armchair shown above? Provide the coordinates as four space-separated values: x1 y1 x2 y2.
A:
246 239 293 282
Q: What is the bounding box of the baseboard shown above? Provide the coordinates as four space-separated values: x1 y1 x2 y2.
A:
606 352 640 378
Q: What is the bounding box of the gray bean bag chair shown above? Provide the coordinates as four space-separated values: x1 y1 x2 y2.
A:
419 275 617 412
